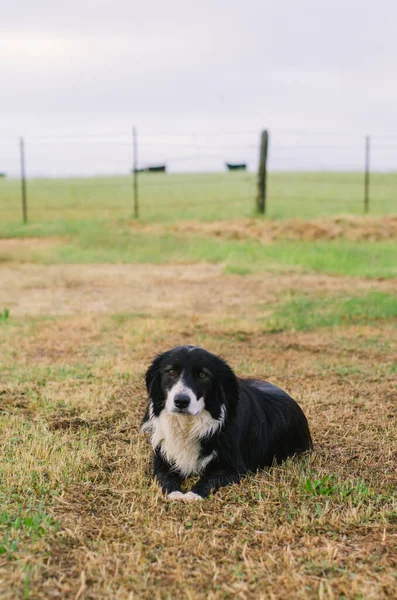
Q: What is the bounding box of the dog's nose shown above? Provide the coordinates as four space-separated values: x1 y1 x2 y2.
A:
174 394 190 409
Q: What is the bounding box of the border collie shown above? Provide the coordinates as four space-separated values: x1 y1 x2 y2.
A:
142 346 312 502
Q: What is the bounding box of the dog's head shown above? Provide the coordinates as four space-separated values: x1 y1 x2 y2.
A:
145 345 239 420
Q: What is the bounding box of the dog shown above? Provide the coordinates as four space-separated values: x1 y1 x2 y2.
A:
142 345 312 501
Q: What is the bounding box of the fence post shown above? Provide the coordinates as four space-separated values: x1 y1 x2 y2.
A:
20 137 27 223
256 130 269 214
364 135 370 214
132 127 139 219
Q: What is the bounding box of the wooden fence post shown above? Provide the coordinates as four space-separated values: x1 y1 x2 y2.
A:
364 135 370 214
256 130 269 214
132 126 139 219
20 137 27 223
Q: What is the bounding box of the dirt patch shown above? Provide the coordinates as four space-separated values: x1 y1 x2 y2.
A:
1 263 396 317
134 215 397 242
0 386 35 416
0 237 64 265
0 237 61 252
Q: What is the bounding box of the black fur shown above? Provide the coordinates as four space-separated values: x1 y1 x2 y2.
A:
142 345 312 499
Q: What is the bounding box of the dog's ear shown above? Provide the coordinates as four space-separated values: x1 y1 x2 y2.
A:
215 362 239 419
145 355 164 413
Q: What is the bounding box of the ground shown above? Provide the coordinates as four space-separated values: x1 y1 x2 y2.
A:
0 207 396 599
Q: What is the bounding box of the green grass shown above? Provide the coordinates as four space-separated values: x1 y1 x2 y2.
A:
265 291 397 331
220 239 397 278
0 506 59 558
1 172 396 279
1 221 396 278
302 473 372 503
1 171 396 223
0 308 10 322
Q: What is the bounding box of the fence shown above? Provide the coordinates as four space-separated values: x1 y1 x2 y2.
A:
0 128 396 224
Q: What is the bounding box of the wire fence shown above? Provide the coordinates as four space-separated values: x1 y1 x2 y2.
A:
0 128 396 223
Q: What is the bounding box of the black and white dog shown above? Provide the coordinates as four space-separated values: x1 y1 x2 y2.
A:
142 345 312 502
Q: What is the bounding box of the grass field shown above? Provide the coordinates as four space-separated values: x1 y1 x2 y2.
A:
0 176 396 599
1 171 397 223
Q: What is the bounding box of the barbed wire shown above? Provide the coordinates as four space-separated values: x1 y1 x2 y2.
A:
0 127 396 184
1 127 397 141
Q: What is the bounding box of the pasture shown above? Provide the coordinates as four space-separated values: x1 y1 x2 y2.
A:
0 175 396 599
1 171 397 224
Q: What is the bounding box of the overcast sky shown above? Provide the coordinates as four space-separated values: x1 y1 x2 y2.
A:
1 0 397 175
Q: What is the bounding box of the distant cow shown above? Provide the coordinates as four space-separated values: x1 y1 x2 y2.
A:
132 165 167 174
148 165 166 173
226 163 247 171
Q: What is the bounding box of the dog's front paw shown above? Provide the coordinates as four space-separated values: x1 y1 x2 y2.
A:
167 491 185 501
182 491 204 502
167 491 204 502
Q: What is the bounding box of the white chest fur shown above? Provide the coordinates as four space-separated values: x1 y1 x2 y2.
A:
145 409 221 477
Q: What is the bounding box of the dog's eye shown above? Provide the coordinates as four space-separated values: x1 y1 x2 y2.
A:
168 369 176 376
198 371 207 379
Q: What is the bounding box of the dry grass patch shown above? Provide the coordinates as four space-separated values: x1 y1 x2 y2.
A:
1 326 396 598
134 215 397 243
0 237 63 263
24 371 396 599
0 264 396 599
